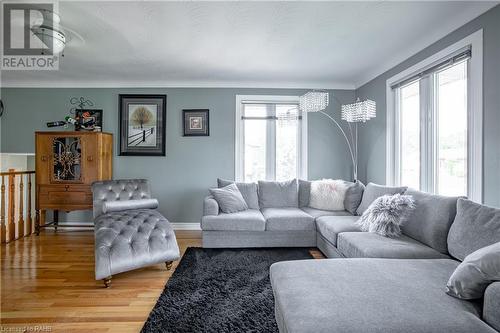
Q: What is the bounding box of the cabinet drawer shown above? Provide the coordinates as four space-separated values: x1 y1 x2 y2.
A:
38 185 92 207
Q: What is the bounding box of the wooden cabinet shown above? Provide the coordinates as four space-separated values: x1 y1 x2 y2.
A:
35 131 113 233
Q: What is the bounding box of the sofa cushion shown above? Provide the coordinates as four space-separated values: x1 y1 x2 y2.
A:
446 242 500 300
298 179 311 207
201 209 265 231
402 189 460 254
484 282 500 332
448 198 500 261
270 258 494 333
217 178 259 210
209 183 248 213
356 182 407 215
261 207 315 231
94 209 180 280
344 180 365 215
258 179 298 208
337 232 449 259
300 207 352 219
315 216 361 246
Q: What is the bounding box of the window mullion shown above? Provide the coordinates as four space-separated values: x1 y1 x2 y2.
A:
394 88 402 186
266 104 276 180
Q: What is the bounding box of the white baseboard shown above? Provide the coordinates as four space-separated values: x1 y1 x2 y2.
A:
171 223 201 230
43 222 201 231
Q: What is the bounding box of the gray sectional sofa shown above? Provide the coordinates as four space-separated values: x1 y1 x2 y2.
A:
201 179 358 248
271 191 500 333
202 179 500 333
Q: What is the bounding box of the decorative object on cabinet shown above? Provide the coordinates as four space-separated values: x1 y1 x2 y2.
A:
74 109 103 131
119 94 166 156
35 131 113 234
69 96 95 113
183 109 209 136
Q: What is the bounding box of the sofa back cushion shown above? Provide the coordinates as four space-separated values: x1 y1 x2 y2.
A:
447 198 500 261
298 180 311 207
356 183 407 215
258 179 298 208
218 178 259 210
402 189 460 254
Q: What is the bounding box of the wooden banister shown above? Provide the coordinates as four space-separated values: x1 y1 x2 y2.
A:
1 170 35 243
1 175 5 243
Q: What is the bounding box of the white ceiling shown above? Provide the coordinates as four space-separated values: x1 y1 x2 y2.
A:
2 1 498 89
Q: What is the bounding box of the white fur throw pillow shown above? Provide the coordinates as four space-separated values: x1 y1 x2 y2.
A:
357 194 415 237
309 179 348 211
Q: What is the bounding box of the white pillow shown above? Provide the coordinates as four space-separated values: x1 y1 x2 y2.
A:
309 179 347 211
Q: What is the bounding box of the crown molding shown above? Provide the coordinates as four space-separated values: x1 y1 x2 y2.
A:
0 79 356 90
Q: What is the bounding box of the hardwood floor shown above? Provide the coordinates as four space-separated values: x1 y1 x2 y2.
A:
1 230 322 332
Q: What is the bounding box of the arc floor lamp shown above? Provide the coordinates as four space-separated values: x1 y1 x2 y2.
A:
299 91 376 181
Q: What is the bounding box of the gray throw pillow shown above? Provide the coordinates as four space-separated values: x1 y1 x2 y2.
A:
356 183 407 215
357 194 415 237
344 180 365 214
209 183 248 214
217 178 259 210
446 242 500 300
258 179 298 208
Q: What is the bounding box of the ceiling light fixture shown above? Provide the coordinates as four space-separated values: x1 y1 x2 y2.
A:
31 8 66 55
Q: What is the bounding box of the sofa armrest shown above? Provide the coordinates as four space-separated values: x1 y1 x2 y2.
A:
203 196 219 216
484 281 500 331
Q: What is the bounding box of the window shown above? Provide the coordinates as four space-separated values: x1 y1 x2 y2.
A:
387 31 482 201
235 95 307 182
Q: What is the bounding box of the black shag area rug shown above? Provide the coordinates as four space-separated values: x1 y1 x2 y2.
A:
141 247 313 333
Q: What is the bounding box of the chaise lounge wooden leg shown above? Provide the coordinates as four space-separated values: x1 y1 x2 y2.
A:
103 276 112 288
165 261 173 270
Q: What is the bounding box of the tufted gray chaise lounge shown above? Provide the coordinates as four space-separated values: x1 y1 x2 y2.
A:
92 179 180 287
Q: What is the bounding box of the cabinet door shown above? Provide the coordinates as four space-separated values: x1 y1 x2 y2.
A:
51 135 83 183
35 133 52 185
82 134 98 183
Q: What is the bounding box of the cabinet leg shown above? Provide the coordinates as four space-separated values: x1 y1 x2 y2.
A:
35 210 40 236
54 210 59 232
103 276 112 288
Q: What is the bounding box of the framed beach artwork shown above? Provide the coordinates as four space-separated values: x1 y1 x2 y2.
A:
183 109 209 136
119 94 166 156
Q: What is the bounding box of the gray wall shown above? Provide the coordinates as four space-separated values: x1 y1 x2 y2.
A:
356 5 500 207
0 87 355 222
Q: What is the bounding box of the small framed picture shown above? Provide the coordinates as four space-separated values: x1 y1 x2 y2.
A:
119 94 166 156
183 109 209 136
74 109 103 131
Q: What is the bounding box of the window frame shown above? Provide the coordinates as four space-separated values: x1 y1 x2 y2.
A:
386 30 483 202
235 95 308 182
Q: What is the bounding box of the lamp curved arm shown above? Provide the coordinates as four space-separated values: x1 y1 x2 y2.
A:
318 110 357 180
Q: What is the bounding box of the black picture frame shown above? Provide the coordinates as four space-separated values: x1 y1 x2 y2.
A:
119 94 167 156
74 109 103 131
183 109 209 136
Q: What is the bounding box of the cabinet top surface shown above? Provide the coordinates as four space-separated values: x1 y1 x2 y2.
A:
36 131 112 136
